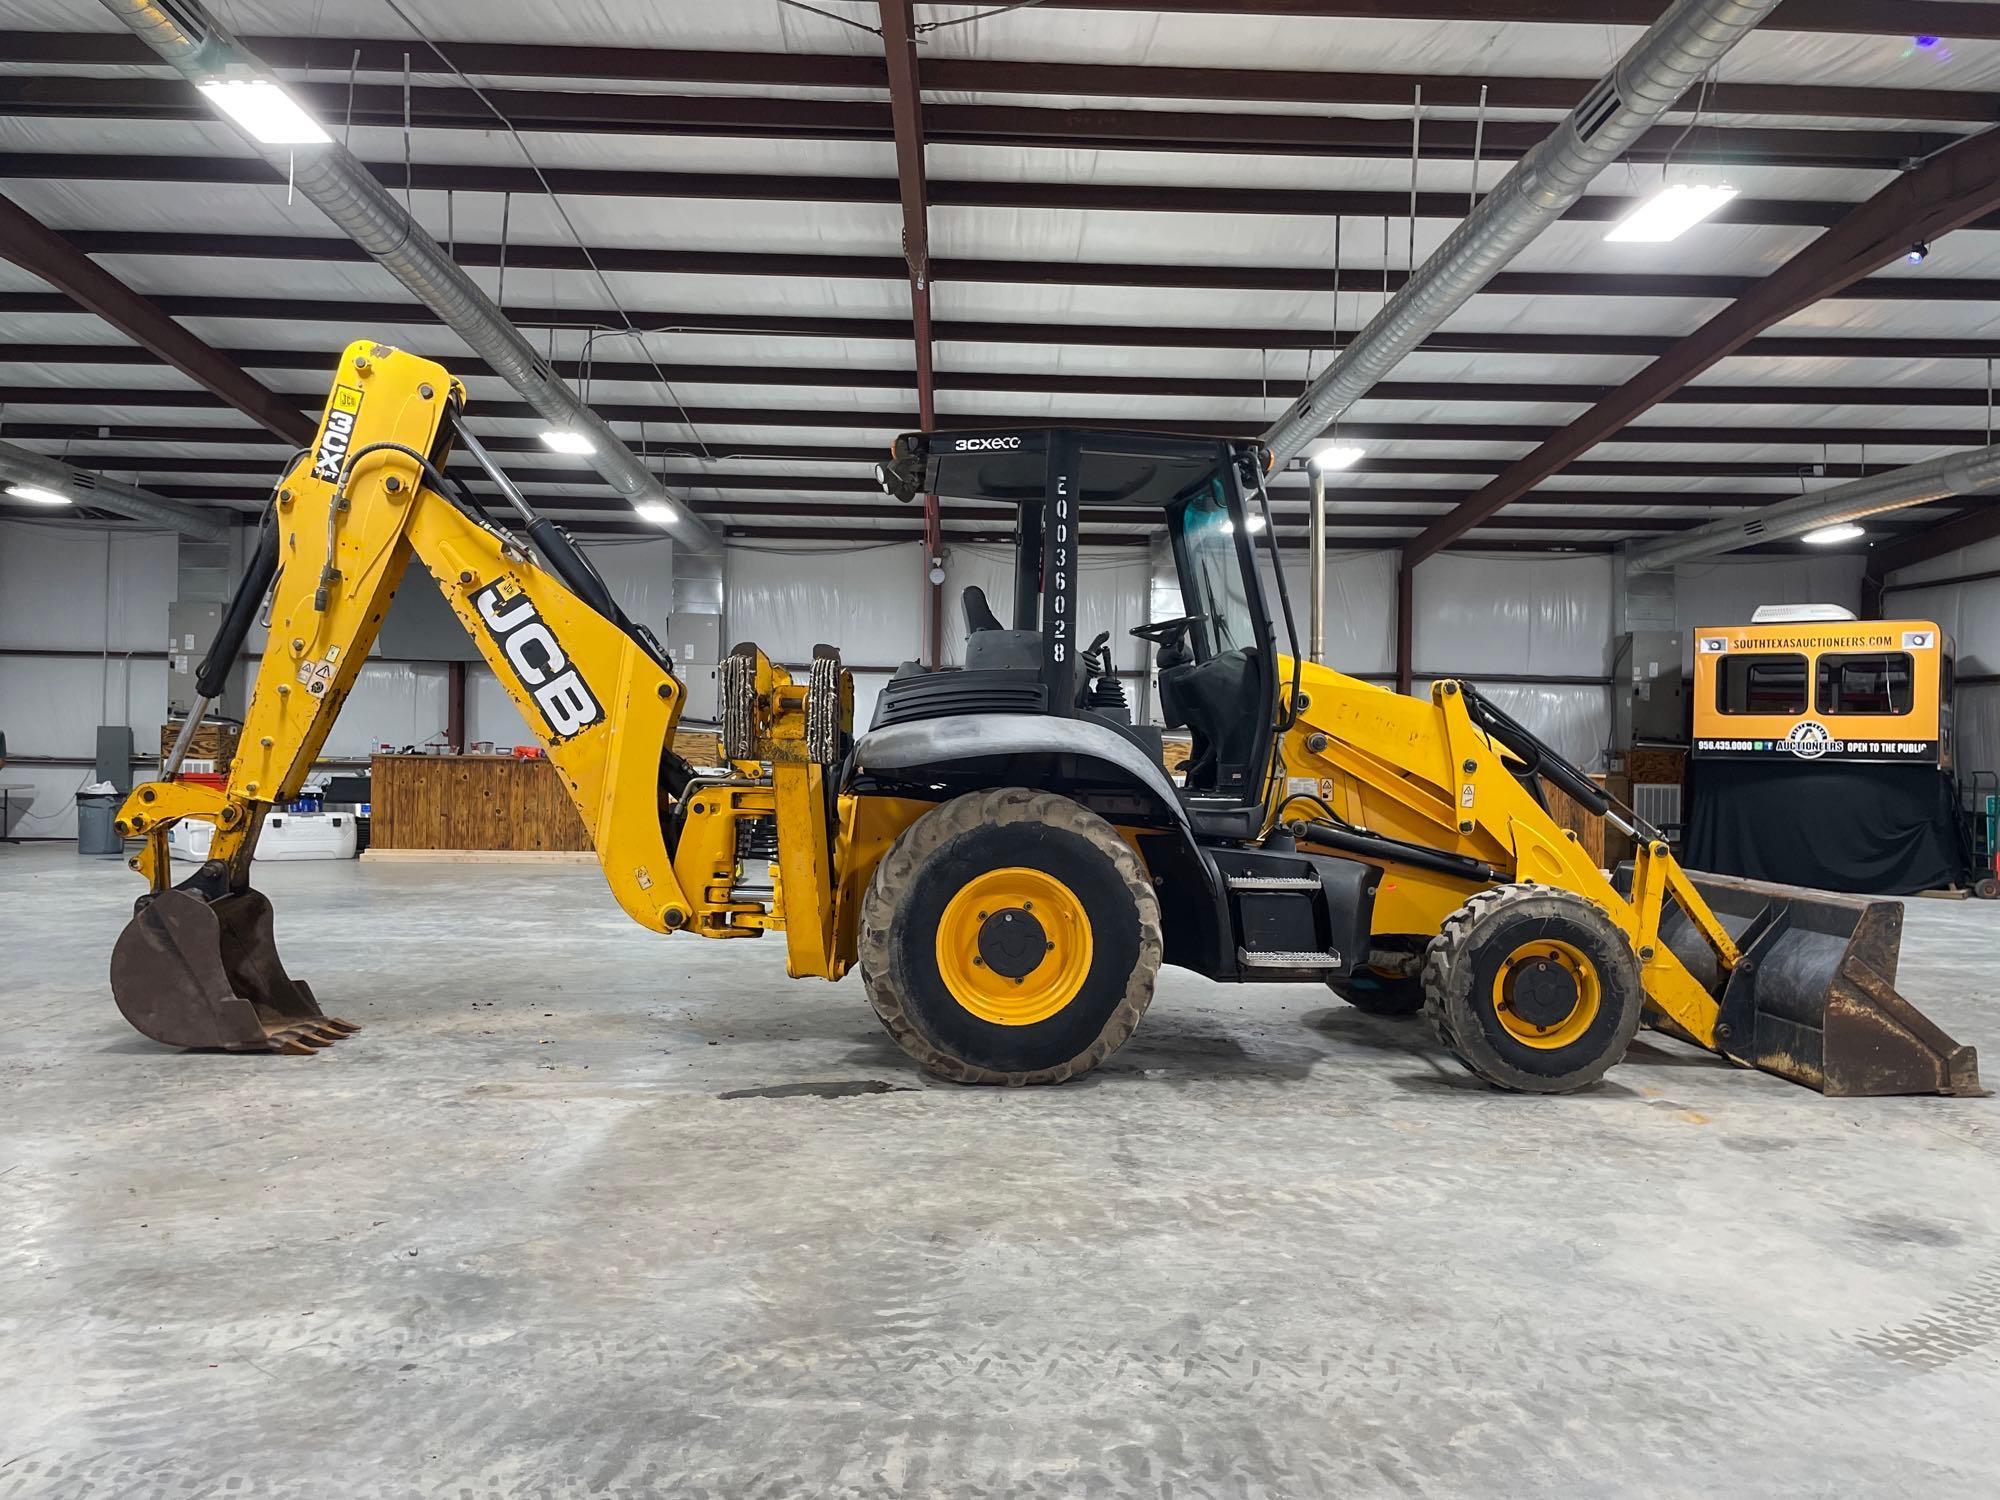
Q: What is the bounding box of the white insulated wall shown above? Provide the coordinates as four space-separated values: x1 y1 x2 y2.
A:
7 512 1916 840
0 519 177 839
1881 534 2000 779
0 520 674 836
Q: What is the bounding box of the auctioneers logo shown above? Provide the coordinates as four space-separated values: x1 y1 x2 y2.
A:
1785 720 1835 760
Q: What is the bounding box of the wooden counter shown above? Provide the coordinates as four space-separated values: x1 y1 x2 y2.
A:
369 754 591 852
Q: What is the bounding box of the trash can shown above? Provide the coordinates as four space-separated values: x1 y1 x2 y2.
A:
75 790 125 858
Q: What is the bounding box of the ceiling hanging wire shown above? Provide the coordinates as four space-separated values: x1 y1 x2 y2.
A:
914 1 1052 31
496 190 510 310
1259 0 1784 468
342 48 359 149
1468 84 1489 214
1407 85 1423 275
379 0 715 462
402 52 413 213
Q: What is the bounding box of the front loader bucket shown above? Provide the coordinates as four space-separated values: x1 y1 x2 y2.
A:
1652 871 1979 1097
110 887 358 1054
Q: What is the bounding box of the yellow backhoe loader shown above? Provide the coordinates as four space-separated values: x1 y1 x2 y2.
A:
108 341 1980 1097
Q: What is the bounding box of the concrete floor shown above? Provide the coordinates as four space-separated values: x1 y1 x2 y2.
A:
2 843 1998 1498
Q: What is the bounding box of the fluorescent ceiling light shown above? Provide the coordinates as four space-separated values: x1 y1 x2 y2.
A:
634 501 678 526
1802 522 1866 546
1244 512 1268 533
197 78 330 146
539 428 596 455
1308 444 1366 473
1604 183 1740 244
5 484 70 506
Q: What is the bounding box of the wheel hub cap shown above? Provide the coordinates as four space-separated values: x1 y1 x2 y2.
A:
1491 939 1602 1049
935 866 1094 1027
977 907 1048 979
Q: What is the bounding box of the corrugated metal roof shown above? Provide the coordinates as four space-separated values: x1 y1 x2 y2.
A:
3 0 1996 548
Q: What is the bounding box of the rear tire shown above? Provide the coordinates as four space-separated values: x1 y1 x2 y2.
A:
1422 883 1644 1094
858 787 1162 1085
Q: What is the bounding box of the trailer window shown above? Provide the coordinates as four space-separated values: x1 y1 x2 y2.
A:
1716 653 1807 715
1816 652 1914 716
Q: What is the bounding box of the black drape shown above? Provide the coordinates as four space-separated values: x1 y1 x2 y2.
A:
1686 760 1971 896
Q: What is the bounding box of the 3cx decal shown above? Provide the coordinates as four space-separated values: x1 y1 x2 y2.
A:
311 384 365 483
471 581 604 741
953 436 1021 452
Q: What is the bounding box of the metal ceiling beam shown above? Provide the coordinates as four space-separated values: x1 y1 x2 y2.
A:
121 476 1907 535
1865 503 2000 579
33 231 2000 304
62 451 1951 519
22 348 2000 449
20 294 2000 360
12 430 1876 511
15 340 2000 410
0 151 1928 232
0 76 1958 171
5 30 1984 123
38 440 1908 481
1035 0 2000 35
92 0 718 555
0 192 314 447
1260 0 1782 468
1407 125 2000 565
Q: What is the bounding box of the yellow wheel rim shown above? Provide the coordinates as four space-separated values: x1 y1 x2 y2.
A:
935 866 1094 1027
1490 938 1601 1049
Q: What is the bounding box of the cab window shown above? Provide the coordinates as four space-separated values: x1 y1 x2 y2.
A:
1716 653 1807 715
1170 478 1255 661
1816 652 1913 716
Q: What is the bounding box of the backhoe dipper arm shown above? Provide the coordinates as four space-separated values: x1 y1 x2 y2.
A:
118 341 695 936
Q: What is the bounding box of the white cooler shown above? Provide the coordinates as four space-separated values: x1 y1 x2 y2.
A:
167 812 358 863
257 811 359 861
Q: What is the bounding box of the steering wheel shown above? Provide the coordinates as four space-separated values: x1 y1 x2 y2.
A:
1129 614 1200 645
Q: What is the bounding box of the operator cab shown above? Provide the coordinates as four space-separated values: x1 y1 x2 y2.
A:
875 427 1289 823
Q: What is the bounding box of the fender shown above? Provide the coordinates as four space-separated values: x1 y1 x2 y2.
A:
847 713 1237 975
848 713 1192 831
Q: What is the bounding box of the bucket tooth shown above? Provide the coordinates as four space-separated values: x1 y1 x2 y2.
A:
110 886 339 1053
1656 871 1982 1098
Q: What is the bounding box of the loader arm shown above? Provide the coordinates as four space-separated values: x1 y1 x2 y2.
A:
110 342 699 1050
1275 659 1978 1096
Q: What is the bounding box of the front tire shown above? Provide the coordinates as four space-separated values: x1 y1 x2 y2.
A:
1421 884 1644 1094
857 787 1162 1085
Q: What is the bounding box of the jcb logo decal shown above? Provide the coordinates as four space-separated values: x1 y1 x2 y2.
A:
472 581 604 741
311 385 365 483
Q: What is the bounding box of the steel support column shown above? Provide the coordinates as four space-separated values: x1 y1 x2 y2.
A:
879 0 944 667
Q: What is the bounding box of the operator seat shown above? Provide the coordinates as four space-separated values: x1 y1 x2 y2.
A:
961 585 1042 672
1158 638 1263 795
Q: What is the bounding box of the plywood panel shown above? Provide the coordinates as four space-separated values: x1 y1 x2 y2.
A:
370 754 591 852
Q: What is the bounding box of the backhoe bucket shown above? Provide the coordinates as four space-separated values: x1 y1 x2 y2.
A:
110 887 358 1053
1650 871 1979 1097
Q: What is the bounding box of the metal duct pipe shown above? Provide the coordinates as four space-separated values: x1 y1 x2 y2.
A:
1626 444 2000 573
99 0 718 556
0 441 227 539
1260 0 1780 468
1307 464 1327 664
